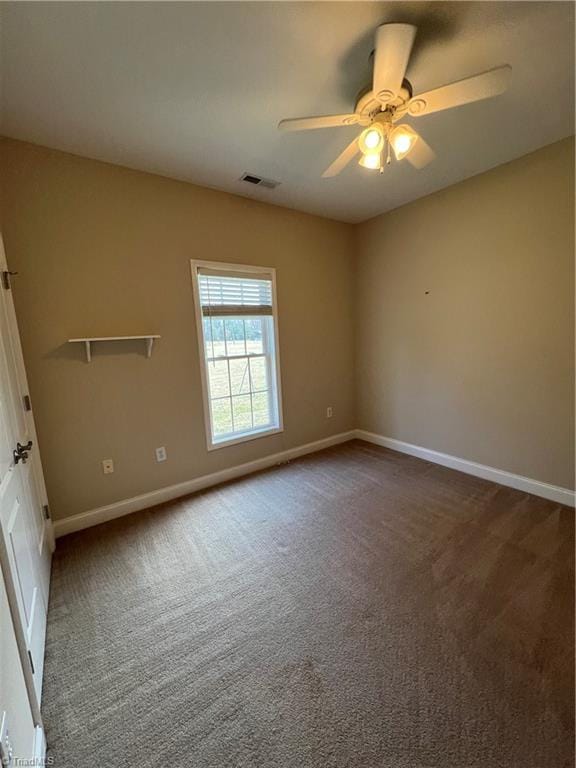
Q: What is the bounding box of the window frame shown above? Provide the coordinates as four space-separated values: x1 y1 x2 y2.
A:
190 259 284 451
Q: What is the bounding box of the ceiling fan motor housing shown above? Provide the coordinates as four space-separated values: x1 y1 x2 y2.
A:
354 77 414 120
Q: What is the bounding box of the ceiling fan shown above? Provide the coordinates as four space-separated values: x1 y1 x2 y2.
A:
278 23 511 178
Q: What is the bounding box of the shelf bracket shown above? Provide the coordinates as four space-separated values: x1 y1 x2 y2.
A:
84 341 91 363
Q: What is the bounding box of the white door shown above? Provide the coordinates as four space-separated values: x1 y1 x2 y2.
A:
0 233 52 708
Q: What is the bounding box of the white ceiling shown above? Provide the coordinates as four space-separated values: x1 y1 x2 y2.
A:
1 2 574 223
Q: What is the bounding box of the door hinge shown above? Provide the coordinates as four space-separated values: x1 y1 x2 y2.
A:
28 650 35 675
42 504 51 520
1 271 18 290
23 394 32 411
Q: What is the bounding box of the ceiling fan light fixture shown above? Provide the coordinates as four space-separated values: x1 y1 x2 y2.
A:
278 21 510 180
358 125 384 155
358 151 381 170
390 124 418 160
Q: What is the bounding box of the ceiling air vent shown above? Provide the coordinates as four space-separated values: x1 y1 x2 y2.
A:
239 173 280 190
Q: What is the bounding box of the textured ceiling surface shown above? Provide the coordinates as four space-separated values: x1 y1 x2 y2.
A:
1 2 574 222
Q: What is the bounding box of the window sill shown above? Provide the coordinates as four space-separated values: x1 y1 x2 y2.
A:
207 425 283 451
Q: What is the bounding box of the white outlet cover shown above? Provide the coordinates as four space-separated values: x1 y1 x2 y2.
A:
156 446 167 462
102 459 114 474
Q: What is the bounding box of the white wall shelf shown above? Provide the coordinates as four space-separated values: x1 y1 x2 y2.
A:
68 335 160 362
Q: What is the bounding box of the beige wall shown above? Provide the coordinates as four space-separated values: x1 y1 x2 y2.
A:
355 137 575 490
0 137 573 523
0 139 355 520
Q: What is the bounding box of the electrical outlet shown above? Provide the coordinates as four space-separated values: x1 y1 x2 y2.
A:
155 446 167 463
102 458 114 475
326 406 333 418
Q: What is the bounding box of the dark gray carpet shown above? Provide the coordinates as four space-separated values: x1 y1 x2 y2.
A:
42 440 574 767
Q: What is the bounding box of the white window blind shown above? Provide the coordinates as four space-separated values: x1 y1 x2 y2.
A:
198 269 273 317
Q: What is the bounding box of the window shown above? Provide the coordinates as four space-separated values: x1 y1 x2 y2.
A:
191 260 283 449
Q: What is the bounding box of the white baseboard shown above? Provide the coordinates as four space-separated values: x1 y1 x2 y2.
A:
355 430 575 507
53 431 356 537
53 427 575 537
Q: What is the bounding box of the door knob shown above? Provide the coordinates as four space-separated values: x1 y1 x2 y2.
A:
13 441 33 465
13 448 28 464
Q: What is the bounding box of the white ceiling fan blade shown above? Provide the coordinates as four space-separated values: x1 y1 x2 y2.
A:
278 114 359 132
322 137 360 178
408 65 512 116
373 23 417 106
406 131 435 169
